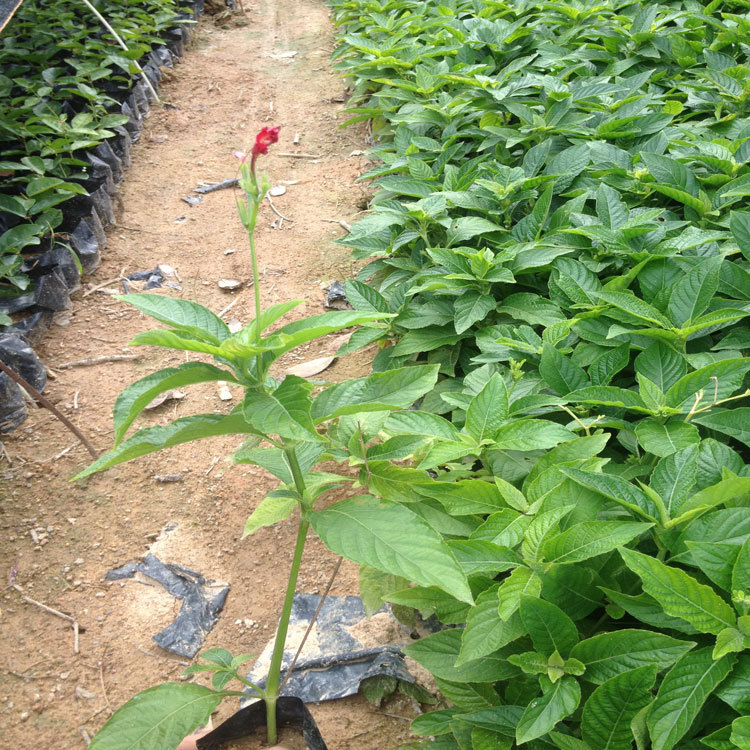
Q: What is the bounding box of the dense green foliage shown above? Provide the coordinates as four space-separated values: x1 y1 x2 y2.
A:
0 0 180 301
322 0 750 747
71 1 750 748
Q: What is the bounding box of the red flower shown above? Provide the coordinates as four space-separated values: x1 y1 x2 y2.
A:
250 125 281 173
252 125 281 157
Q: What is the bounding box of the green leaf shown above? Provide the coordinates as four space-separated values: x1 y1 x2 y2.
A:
732 538 750 595
693 409 750 449
685 541 739 592
544 521 652 564
730 717 750 749
634 343 687 392
269 311 391 357
588 343 630 387
647 648 736 750
730 211 750 257
553 258 601 305
74 413 260 479
359 565 410 617
311 365 439 421
345 279 389 313
232 299 304 344
516 676 580 744
561 468 659 521
493 420 575 451
458 588 524 664
88 683 221 750
310 495 472 603
113 363 236 445
619 548 736 634
519 595 578 658
119 294 229 343
540 343 589 395
497 567 542 620
465 373 509 442
650 445 699 518
676 476 750 518
454 291 496 334
570 629 695 684
433 679 501 712
635 420 700 458
667 257 722 327
581 665 658 750
642 153 699 196
129 329 227 358
594 291 671 328
447 216 504 246
243 378 319 441
385 410 462 441
447 540 523 577
405 629 521 683
366 462 433 503
715 655 750 713
566 386 651 413
242 492 297 538
666 360 750 411
696 439 743 489
601 589 698 635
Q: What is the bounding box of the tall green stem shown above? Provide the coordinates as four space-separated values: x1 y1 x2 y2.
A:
264 516 309 744
264 446 309 744
248 203 262 345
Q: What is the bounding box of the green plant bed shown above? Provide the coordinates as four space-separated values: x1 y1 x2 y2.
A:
0 0 196 314
321 0 750 747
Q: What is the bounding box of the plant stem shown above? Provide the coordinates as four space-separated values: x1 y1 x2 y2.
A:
248 204 262 345
263 445 309 744
263 515 309 745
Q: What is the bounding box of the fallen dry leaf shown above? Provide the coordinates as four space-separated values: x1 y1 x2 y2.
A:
286 355 335 378
145 389 186 409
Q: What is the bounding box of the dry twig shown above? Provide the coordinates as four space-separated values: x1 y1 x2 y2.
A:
13 585 81 653
321 218 352 232
56 354 142 370
279 556 343 693
266 195 293 222
276 152 322 159
0 361 98 459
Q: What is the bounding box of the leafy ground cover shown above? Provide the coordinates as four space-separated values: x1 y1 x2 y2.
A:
0 0 182 306
319 0 750 747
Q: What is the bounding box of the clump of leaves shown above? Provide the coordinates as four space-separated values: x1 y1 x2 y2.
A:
324 0 750 747
0 0 182 299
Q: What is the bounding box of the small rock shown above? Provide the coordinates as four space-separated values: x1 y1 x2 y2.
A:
218 382 233 401
75 686 97 700
269 185 286 197
218 278 242 291
74 558 84 565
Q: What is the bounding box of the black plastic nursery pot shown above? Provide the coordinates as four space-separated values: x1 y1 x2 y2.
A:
196 697 328 750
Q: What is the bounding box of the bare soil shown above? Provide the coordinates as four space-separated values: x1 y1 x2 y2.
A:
0 1 424 747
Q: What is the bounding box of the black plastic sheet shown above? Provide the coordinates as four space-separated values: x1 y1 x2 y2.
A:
105 553 229 658
246 594 417 704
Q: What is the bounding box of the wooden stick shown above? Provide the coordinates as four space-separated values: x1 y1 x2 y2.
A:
82 277 124 297
56 354 142 370
279 556 343 693
78 0 159 103
266 195 293 222
276 152 322 159
217 296 240 318
13 585 81 653
0 361 98 459
321 218 352 232
99 660 112 715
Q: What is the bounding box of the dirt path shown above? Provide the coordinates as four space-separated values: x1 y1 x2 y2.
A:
0 2 419 747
